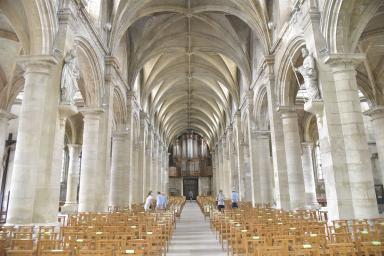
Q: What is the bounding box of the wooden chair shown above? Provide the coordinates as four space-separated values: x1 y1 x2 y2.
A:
116 249 145 256
359 241 384 256
124 239 151 255
40 250 72 256
16 227 34 233
245 237 266 255
77 249 109 256
10 239 33 250
37 240 63 256
95 239 121 252
6 250 34 256
12 233 32 240
330 233 352 243
293 244 321 256
327 243 357 256
257 246 287 256
0 239 7 256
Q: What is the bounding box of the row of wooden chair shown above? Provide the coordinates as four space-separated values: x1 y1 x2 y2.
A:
0 197 186 256
197 196 384 256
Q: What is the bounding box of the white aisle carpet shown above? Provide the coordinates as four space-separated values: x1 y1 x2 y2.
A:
167 201 227 256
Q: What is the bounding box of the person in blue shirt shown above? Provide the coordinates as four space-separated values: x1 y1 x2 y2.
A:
162 193 168 209
231 187 239 209
156 191 165 212
188 190 193 202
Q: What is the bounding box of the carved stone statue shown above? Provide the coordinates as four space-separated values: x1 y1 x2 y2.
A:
292 47 321 100
61 49 80 104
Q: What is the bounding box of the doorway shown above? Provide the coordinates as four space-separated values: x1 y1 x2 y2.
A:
183 178 198 200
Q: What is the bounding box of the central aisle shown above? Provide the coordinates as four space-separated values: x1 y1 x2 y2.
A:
168 201 227 256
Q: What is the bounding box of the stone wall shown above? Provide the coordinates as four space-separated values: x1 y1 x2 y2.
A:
198 177 211 196
169 177 183 196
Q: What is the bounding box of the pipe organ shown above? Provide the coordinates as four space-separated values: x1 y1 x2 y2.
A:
169 132 212 177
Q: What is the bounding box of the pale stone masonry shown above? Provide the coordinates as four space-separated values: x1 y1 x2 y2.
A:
0 0 383 224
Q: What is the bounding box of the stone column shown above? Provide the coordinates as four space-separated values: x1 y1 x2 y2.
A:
125 92 136 208
162 147 167 193
53 105 77 214
109 131 130 208
145 130 153 194
301 142 319 208
151 136 159 192
279 107 306 209
157 144 163 192
253 130 273 205
245 92 261 206
235 112 245 200
0 110 16 186
7 56 58 225
249 130 262 205
365 106 384 185
131 144 140 204
221 136 231 197
78 108 104 212
217 141 224 193
62 144 81 212
138 112 148 202
164 153 170 194
242 142 253 201
211 150 217 195
264 57 290 209
227 128 237 194
323 54 378 219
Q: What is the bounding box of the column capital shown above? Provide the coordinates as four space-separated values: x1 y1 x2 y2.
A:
67 144 82 150
251 129 270 138
364 105 384 121
112 130 129 139
276 105 295 113
277 105 297 119
80 107 104 119
301 141 314 149
17 55 58 75
0 109 17 120
323 53 365 68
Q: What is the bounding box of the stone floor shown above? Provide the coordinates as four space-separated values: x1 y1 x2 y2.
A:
167 201 227 256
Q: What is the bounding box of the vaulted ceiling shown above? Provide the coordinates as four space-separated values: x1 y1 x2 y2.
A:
111 0 270 145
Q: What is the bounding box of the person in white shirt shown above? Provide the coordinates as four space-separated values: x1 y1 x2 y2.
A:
216 190 225 212
144 191 153 211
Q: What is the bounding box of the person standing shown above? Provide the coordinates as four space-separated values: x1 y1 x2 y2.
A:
231 187 239 209
156 191 164 212
216 190 225 212
162 193 168 209
188 190 193 202
144 191 153 212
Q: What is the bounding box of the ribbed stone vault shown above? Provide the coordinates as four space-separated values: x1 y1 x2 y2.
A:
110 0 269 146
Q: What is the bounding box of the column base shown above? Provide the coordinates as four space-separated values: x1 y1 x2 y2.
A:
305 193 321 210
61 203 78 214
